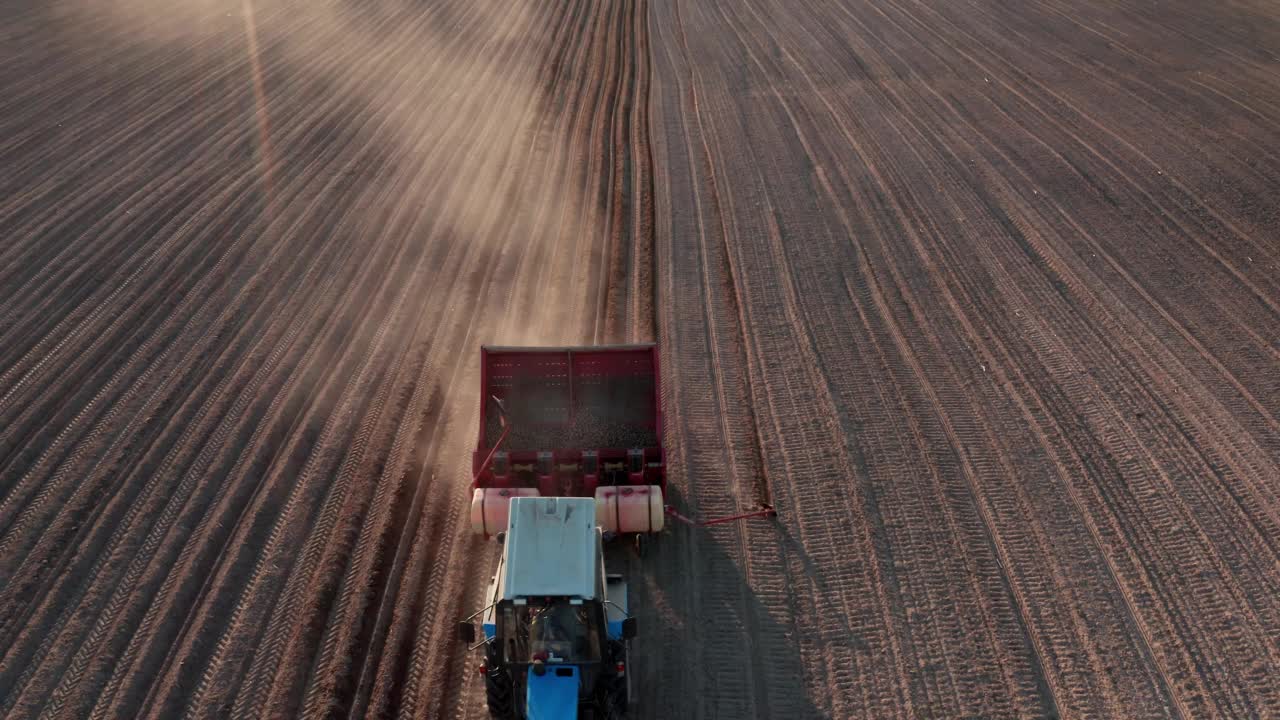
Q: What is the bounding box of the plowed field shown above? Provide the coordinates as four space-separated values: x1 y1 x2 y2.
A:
646 0 1280 716
2 0 1279 718
0 0 651 716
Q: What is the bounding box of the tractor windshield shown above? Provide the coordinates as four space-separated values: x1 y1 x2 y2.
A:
501 602 601 664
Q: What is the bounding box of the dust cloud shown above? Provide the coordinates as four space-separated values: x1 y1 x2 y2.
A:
70 0 607 346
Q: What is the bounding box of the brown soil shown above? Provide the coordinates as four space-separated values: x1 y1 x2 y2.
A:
2 0 1278 718
643 0 1280 717
0 0 650 717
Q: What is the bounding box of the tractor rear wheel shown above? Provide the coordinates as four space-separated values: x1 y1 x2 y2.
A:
602 673 628 719
485 663 515 718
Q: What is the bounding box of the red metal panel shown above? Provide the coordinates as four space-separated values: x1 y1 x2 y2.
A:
473 345 663 493
478 346 491 451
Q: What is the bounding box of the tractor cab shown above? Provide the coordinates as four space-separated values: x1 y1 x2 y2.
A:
509 601 601 666
459 497 635 719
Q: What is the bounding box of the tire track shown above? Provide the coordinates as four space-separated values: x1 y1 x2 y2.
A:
646 0 1280 715
3 0 656 710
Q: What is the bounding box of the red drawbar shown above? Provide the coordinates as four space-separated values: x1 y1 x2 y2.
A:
664 504 778 527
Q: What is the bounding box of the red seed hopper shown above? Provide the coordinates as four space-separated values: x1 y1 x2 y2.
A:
469 344 666 537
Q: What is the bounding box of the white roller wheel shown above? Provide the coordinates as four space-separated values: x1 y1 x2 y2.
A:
470 487 540 537
595 485 664 534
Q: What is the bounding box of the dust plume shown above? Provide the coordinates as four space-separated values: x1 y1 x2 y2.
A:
65 0 611 343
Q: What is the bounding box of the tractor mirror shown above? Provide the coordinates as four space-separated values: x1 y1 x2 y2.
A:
622 617 637 639
458 621 476 643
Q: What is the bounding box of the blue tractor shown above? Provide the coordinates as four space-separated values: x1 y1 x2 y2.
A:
458 345 775 717
459 496 636 719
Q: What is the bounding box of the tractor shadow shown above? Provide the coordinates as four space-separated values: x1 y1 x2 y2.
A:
613 484 827 720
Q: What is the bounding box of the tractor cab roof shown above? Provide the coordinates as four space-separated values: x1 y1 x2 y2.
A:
500 496 600 601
